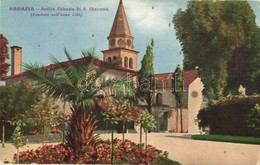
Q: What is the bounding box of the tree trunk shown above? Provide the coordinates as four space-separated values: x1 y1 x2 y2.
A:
16 148 19 164
145 130 147 149
147 93 152 114
43 124 45 144
176 108 178 132
66 106 100 160
122 120 125 142
62 102 66 144
180 106 183 133
140 124 142 148
111 125 114 164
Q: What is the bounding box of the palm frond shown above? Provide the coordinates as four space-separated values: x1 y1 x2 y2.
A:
24 63 62 92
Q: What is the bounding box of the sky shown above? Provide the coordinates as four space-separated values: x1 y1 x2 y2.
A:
1 0 260 74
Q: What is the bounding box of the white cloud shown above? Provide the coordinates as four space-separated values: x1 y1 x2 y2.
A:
126 1 170 33
123 0 186 35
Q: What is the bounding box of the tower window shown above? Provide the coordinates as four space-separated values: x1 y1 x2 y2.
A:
129 58 133 69
107 57 112 63
118 39 124 47
113 56 117 61
124 57 128 67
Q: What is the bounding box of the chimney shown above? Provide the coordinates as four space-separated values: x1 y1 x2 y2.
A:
11 46 22 75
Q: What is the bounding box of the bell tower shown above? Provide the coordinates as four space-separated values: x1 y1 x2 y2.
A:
102 0 138 71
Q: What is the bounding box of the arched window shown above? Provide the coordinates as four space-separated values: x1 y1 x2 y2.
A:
107 57 112 63
156 93 163 105
124 57 128 68
113 56 117 61
129 58 133 69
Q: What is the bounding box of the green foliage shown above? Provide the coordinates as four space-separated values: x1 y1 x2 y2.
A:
138 40 155 113
24 48 136 109
197 94 260 136
102 98 142 125
173 65 184 132
25 96 64 139
24 48 136 161
24 48 117 110
151 151 181 165
247 104 260 135
192 134 260 145
137 110 156 132
0 82 40 139
139 39 155 77
0 81 40 122
102 99 122 125
173 64 183 107
173 1 260 100
12 123 26 164
11 123 26 149
226 25 260 95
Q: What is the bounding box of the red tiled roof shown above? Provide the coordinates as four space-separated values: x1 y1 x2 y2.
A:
154 70 199 89
183 70 199 87
5 72 27 79
5 57 137 80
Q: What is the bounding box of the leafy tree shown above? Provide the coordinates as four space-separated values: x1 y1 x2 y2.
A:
101 98 121 164
25 96 64 143
172 64 184 132
0 82 40 139
138 39 155 113
0 86 9 117
11 122 26 164
23 48 134 160
0 34 10 79
101 97 142 164
226 25 260 95
137 110 156 148
173 1 259 100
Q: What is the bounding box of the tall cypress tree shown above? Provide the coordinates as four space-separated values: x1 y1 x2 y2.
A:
173 64 184 133
138 39 155 114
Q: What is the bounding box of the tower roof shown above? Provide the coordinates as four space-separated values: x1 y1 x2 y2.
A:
108 0 132 38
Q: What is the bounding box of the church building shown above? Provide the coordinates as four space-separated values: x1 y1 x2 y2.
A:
3 0 204 133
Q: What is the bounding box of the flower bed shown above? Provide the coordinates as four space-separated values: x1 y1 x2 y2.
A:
17 138 164 164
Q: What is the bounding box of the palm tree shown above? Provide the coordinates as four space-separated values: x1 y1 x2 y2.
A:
24 48 133 159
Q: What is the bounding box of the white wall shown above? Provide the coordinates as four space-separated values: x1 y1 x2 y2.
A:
187 77 204 133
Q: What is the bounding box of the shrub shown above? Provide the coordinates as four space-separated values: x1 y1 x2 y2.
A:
17 138 165 164
151 151 181 165
247 104 260 136
197 94 260 137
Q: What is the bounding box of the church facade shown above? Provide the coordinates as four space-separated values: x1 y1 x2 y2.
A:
3 0 204 133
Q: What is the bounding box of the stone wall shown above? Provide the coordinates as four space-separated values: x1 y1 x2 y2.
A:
168 108 188 133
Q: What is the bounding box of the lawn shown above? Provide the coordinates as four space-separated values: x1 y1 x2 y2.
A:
191 134 260 145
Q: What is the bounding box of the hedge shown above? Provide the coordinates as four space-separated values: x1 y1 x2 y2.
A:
197 94 260 137
192 134 260 145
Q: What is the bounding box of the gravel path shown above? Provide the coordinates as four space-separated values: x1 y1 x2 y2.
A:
0 133 259 165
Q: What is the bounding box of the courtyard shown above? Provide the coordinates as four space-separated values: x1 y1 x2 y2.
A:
0 133 259 165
